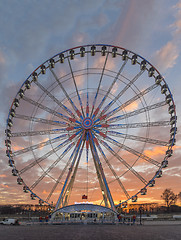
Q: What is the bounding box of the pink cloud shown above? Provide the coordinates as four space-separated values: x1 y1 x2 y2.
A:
153 42 179 72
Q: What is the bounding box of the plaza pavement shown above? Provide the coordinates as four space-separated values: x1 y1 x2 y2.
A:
0 222 181 240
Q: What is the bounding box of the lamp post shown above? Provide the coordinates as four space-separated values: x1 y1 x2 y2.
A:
139 207 143 225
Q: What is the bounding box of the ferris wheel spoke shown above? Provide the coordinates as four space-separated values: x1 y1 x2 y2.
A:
91 132 130 200
90 51 109 117
14 114 69 127
30 138 79 190
94 130 160 166
95 121 170 130
98 138 147 185
107 101 167 124
106 130 168 146
34 80 78 119
23 96 79 124
12 134 68 157
50 68 83 120
95 83 158 123
86 92 89 117
46 136 85 202
19 131 82 175
67 57 84 118
92 59 128 119
11 128 80 138
95 68 144 120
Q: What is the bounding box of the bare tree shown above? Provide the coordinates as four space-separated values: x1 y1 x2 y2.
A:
178 192 181 202
161 189 178 212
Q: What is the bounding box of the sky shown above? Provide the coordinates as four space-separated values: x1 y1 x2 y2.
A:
0 0 181 207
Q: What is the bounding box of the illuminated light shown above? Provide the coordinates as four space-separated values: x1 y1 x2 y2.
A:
112 47 117 58
161 84 167 94
131 54 137 65
155 75 162 85
148 67 155 77
59 53 64 63
41 64 46 74
140 60 146 70
32 72 38 81
69 49 75 60
49 58 55 68
19 89 24 98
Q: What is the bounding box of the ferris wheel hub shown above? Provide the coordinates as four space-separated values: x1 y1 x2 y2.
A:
82 117 93 129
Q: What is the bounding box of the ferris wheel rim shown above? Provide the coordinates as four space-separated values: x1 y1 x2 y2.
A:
5 44 177 208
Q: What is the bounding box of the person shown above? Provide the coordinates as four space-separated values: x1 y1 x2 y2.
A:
45 215 49 223
39 216 43 223
117 214 122 222
132 214 136 225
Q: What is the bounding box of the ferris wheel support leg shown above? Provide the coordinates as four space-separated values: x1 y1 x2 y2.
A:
55 132 85 210
89 132 116 212
62 141 85 207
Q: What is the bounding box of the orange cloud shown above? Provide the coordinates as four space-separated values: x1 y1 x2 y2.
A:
124 101 139 112
0 174 7 178
0 184 9 188
144 146 166 158
12 145 22 151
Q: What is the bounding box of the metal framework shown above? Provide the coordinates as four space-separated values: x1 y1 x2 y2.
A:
5 44 177 211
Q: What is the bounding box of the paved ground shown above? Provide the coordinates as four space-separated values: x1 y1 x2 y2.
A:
0 224 181 240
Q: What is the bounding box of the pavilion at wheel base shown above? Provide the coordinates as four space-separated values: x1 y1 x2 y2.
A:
50 203 118 224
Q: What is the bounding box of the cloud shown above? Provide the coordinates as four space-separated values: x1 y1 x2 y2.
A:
153 42 179 72
152 2 181 72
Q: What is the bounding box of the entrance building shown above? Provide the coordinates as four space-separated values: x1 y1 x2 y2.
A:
51 203 117 223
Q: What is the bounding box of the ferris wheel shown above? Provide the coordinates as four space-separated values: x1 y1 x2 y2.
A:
5 44 177 211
